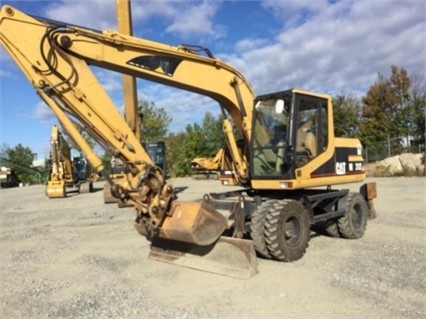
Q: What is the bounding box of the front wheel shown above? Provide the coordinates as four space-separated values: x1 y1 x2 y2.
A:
264 199 310 261
250 201 273 258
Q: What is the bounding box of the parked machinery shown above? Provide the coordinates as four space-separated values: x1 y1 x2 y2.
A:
191 148 224 180
46 125 93 198
0 5 377 278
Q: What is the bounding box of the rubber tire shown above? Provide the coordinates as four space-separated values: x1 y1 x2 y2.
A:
338 192 368 239
264 199 310 261
250 201 273 258
325 220 341 238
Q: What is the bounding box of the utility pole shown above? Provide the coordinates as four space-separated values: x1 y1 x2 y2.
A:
117 0 140 141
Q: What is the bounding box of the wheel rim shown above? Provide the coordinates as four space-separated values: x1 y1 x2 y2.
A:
284 216 302 247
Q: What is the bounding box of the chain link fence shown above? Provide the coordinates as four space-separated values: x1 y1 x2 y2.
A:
363 137 425 164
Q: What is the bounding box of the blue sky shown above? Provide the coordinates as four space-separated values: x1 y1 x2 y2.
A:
0 0 424 160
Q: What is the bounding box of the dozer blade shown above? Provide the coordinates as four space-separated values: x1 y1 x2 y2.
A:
148 236 259 279
46 181 66 198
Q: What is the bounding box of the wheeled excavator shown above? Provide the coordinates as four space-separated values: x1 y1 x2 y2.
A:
0 5 377 278
47 125 93 198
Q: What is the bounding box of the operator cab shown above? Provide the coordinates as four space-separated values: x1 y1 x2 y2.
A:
250 89 329 180
146 141 168 178
72 156 90 181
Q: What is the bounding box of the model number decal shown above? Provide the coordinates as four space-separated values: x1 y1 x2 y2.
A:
336 162 362 175
336 162 363 175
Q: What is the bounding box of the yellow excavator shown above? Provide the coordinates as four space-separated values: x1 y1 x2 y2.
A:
191 148 224 179
0 4 377 278
47 125 93 198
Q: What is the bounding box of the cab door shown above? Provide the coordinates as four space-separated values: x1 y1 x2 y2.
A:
292 93 328 168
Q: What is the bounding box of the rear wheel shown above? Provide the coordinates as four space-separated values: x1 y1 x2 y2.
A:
250 201 273 258
264 200 310 261
338 192 368 239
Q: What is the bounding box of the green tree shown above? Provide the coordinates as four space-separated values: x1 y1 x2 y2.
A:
101 152 113 175
139 100 172 143
410 72 426 143
332 94 361 138
179 122 204 176
173 112 225 176
164 112 225 177
1 144 41 184
360 65 412 150
197 112 226 157
165 132 187 177
389 65 412 143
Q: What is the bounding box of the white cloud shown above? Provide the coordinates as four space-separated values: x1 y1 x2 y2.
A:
261 0 330 28
165 1 224 39
92 68 123 96
33 101 56 124
44 0 117 30
136 82 220 133
230 0 425 96
235 38 269 52
41 0 225 40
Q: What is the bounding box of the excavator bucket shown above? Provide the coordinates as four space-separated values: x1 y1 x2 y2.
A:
136 200 259 278
149 236 259 279
46 181 66 198
159 201 229 245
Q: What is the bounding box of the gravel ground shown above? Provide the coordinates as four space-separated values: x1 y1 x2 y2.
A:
0 177 425 319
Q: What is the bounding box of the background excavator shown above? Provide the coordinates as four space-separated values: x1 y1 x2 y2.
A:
46 125 94 198
190 146 242 185
190 148 224 180
0 3 377 278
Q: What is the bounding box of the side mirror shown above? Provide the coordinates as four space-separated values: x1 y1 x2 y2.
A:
275 99 285 113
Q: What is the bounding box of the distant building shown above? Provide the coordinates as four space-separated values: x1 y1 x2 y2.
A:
0 167 21 188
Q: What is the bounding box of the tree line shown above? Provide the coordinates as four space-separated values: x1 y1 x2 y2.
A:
1 65 424 184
